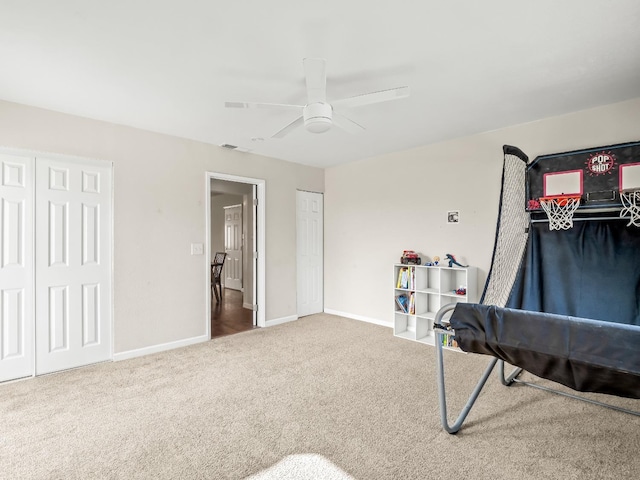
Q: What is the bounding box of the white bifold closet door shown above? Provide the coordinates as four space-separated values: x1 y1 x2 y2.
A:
0 153 112 383
35 156 112 375
0 154 34 382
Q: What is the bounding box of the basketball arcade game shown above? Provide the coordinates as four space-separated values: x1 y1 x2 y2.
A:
527 141 640 229
434 141 640 434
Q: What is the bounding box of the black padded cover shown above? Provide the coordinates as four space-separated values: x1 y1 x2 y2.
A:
450 303 640 399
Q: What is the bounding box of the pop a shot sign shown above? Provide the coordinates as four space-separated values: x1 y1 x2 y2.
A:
586 151 615 176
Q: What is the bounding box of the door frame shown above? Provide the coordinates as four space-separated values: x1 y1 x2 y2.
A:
205 172 265 334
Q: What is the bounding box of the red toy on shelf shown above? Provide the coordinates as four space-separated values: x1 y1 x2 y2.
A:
400 250 422 265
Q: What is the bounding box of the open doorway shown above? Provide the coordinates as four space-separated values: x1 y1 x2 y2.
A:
206 173 266 339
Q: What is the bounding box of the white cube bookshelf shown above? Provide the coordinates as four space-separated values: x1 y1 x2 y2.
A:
393 263 477 348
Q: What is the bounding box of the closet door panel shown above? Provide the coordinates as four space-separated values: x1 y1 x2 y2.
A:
0 154 34 383
35 157 112 375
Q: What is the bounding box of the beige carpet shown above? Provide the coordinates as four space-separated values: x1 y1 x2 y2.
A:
1 313 639 479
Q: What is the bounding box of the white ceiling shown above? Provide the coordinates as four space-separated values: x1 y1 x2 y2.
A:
1 1 639 168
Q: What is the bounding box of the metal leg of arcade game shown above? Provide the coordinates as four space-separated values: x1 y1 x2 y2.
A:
497 360 640 417
497 360 523 385
434 304 498 434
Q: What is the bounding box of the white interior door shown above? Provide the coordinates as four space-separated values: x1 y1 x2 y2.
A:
296 190 323 317
0 154 34 382
224 204 242 291
35 157 112 375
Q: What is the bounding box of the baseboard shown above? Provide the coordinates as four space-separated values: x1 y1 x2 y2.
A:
323 309 393 328
265 315 298 327
113 334 210 362
243 302 254 310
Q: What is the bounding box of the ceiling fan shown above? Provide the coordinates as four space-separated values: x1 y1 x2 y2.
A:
225 58 409 138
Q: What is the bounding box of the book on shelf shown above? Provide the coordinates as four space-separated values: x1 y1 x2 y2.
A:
441 332 459 348
395 294 408 313
394 292 416 315
396 267 410 289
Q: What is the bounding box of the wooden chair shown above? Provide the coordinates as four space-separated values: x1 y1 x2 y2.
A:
211 252 227 303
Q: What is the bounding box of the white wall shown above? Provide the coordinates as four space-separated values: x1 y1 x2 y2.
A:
0 99 324 354
324 97 640 325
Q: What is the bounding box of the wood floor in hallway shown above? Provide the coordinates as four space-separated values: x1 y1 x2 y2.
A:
211 288 256 338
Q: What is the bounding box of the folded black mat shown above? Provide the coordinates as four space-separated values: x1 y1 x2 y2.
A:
450 303 640 399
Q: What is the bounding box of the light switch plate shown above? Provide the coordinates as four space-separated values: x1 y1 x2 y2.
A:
191 243 204 255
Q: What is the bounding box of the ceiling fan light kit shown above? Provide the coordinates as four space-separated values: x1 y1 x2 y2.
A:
225 58 409 139
303 102 332 133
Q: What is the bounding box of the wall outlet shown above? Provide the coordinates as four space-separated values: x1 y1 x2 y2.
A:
191 243 204 255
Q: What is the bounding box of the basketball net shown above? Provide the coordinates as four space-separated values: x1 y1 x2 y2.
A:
620 190 640 227
539 196 581 230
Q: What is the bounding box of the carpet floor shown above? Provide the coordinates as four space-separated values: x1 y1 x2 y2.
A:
1 313 639 479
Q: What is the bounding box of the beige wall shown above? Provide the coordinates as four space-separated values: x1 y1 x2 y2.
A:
0 99 324 353
3 95 638 354
324 97 640 324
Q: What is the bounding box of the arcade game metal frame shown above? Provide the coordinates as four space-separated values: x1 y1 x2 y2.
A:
434 142 640 434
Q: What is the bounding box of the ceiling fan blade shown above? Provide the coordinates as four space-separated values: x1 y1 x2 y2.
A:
332 86 409 109
332 112 365 134
303 58 327 104
271 116 304 139
225 101 303 111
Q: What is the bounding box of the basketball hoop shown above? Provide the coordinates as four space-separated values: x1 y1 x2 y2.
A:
539 195 581 230
620 190 640 227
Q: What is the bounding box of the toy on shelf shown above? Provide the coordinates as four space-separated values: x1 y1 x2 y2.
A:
425 255 441 266
400 250 422 265
455 287 467 296
446 253 468 268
